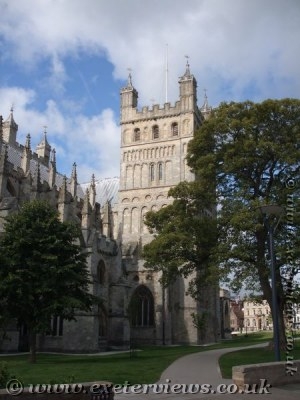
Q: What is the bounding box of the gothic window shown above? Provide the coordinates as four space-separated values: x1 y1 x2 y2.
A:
158 162 163 180
150 163 155 181
171 122 178 136
152 125 159 139
130 285 154 327
97 260 106 285
48 316 63 336
134 128 141 141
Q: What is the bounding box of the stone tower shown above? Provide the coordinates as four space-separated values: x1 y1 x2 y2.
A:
118 63 218 345
119 63 202 242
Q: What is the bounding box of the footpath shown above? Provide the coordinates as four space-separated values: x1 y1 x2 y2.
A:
116 343 300 399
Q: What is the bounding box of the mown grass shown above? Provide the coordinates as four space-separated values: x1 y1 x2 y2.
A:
219 338 300 378
0 331 281 386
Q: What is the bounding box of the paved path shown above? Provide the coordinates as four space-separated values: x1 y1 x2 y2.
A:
116 343 300 399
2 344 299 399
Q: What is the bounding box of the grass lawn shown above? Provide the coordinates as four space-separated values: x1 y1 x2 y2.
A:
0 332 280 386
219 338 300 379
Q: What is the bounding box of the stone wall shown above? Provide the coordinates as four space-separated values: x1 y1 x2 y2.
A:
233 360 300 388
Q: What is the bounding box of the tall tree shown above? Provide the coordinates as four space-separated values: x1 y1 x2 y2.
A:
143 181 217 296
144 99 300 349
0 200 95 362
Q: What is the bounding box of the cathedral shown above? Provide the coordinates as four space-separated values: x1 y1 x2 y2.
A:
0 63 220 353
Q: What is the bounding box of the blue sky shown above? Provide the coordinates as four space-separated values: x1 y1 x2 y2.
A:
0 0 299 183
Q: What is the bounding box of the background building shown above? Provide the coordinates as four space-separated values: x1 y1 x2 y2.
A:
243 299 272 332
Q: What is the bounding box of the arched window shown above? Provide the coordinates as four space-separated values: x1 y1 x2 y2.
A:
150 163 155 181
171 122 178 136
158 162 163 180
134 128 141 141
97 260 106 285
129 285 154 327
152 125 159 139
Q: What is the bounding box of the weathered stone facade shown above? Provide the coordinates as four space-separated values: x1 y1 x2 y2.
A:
0 64 219 353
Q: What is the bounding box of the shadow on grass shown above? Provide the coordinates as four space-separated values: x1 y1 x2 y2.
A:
0 332 280 385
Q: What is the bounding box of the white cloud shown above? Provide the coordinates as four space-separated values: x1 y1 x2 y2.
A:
1 0 299 105
1 0 299 181
0 87 120 182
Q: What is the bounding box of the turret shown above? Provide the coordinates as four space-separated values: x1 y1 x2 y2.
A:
70 162 77 198
36 127 51 165
200 89 212 120
58 175 72 222
48 149 57 188
179 60 198 112
120 72 138 122
89 174 96 207
2 108 18 145
102 200 112 238
21 134 31 175
81 188 92 231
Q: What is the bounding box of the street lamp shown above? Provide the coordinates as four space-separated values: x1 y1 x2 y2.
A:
260 204 284 362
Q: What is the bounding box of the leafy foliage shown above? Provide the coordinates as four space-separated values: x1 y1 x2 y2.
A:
143 181 217 296
0 200 95 362
187 99 300 292
143 98 300 344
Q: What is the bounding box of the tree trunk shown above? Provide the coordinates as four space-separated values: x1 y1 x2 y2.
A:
267 300 287 359
29 331 37 363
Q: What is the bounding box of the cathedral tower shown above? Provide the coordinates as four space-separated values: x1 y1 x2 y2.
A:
119 63 203 244
118 64 216 345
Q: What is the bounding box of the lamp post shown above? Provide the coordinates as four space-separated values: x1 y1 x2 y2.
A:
260 205 284 362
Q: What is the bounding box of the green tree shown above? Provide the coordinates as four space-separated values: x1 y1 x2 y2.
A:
143 180 218 297
0 200 95 363
144 99 300 348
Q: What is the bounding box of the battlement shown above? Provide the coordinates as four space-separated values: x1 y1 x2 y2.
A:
120 65 200 124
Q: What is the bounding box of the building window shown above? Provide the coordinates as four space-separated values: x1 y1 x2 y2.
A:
150 163 155 181
97 260 106 285
158 163 163 180
134 128 141 141
49 316 63 336
152 125 159 139
171 122 178 136
129 285 154 327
